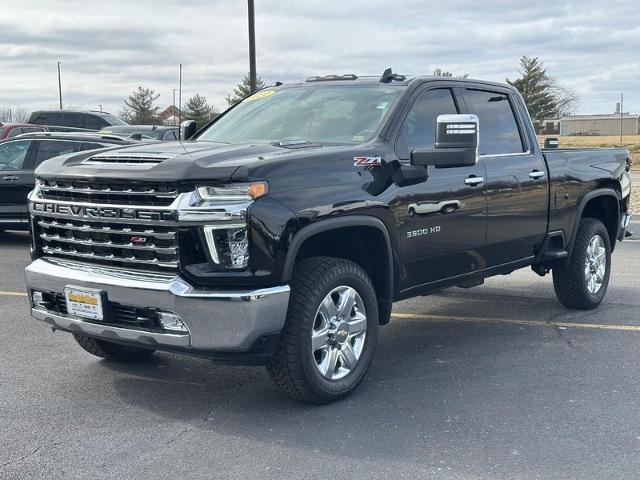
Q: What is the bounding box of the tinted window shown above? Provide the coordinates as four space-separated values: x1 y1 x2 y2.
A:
463 90 524 155
164 130 178 141
62 113 83 129
0 140 32 170
7 128 23 138
32 113 55 125
34 140 81 166
83 114 108 130
397 88 458 158
19 127 44 135
80 142 108 151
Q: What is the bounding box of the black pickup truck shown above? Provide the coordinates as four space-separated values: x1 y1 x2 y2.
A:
25 71 632 403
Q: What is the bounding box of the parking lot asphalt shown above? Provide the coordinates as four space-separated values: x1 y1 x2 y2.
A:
2 228 640 479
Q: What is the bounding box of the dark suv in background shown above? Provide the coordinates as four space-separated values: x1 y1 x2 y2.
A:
28 110 128 132
0 132 138 232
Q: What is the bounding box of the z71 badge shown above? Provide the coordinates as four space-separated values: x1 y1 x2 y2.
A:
354 156 382 167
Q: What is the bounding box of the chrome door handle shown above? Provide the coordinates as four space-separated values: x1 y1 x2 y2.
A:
529 170 545 179
2 175 19 181
464 176 484 186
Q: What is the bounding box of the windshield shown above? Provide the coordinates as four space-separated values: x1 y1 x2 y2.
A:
197 85 403 146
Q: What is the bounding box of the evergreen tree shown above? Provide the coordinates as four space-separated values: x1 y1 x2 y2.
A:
183 94 217 129
432 68 468 78
122 86 161 124
507 56 577 121
226 73 266 106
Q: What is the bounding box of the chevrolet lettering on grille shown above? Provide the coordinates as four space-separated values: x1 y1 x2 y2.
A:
32 202 176 222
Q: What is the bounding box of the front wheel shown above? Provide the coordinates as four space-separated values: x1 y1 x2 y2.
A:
553 218 612 309
267 257 379 404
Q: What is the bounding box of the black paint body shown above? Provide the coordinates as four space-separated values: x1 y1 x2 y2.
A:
33 77 630 316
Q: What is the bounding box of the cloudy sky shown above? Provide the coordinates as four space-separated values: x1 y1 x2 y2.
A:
1 0 638 118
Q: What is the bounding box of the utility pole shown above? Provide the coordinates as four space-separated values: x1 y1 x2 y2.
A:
57 62 63 109
620 93 624 144
173 89 178 126
248 0 257 93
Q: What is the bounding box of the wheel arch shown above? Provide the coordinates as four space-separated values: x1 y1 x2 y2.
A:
282 216 395 325
568 188 620 257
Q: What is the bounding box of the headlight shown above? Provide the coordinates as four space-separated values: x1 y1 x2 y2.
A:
191 182 266 270
195 182 268 204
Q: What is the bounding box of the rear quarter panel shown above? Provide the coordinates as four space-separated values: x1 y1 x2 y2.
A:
544 148 628 243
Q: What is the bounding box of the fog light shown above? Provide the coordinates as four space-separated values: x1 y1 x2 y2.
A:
157 312 188 332
32 291 48 309
203 224 249 270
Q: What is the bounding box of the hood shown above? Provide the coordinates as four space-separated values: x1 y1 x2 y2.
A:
34 140 331 183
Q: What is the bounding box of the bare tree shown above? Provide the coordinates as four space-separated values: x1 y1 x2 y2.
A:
0 107 30 123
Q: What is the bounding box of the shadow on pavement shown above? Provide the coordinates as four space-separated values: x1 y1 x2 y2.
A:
87 308 574 469
0 230 31 246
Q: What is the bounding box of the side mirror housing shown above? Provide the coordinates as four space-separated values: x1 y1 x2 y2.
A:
410 114 479 168
180 120 197 140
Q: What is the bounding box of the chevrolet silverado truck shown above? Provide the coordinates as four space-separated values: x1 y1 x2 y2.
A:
25 70 632 403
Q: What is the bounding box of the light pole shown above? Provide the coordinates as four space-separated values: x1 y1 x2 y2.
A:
248 0 257 93
173 89 179 125
57 62 63 109
178 64 182 136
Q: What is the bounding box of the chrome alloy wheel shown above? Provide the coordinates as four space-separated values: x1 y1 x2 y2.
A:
585 234 607 294
311 286 367 380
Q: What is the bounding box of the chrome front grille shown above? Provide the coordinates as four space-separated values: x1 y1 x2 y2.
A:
38 179 179 206
34 217 179 270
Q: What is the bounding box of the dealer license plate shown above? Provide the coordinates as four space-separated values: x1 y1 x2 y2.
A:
64 286 104 321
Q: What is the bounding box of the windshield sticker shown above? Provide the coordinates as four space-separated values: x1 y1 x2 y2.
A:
245 90 275 102
354 156 382 167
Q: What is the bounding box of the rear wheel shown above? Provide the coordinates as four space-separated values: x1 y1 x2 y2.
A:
73 334 155 361
553 218 611 309
267 257 379 404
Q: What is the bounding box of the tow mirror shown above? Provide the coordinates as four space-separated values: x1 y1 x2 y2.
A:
180 120 197 140
410 114 479 168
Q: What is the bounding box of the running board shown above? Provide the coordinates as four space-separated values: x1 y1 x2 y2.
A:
539 250 569 262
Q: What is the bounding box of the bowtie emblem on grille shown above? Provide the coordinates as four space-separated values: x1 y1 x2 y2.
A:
130 236 148 245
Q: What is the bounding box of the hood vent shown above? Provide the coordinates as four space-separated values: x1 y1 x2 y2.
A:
83 152 172 166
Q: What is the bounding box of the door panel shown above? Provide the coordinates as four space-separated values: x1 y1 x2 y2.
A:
393 87 487 290
463 89 548 265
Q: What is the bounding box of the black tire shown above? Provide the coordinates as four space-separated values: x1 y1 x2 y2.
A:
553 218 611 309
73 333 155 361
267 257 379 404
408 208 415 217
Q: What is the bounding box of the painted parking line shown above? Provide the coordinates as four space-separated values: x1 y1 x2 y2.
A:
0 290 27 297
391 312 640 332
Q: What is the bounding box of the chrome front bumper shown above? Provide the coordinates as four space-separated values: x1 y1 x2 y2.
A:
25 257 290 353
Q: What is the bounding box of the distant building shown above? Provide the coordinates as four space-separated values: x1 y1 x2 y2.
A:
159 105 181 126
559 114 640 136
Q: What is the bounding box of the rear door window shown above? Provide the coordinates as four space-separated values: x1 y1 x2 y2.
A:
463 89 525 155
61 113 83 129
7 128 23 138
33 140 81 166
